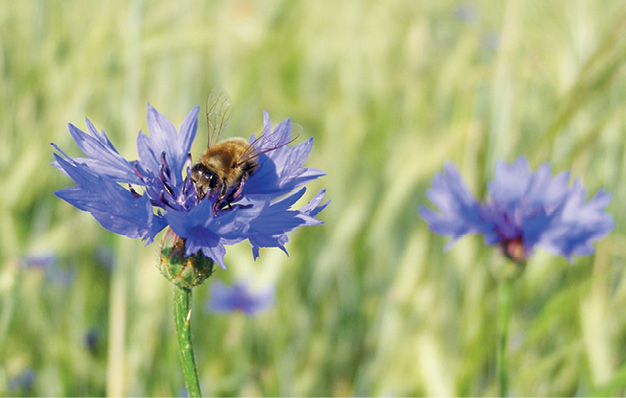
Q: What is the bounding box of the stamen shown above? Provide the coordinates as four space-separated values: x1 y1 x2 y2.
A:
128 184 142 198
160 152 170 177
133 162 145 181
159 165 175 195
158 190 180 211
182 177 188 196
159 191 171 208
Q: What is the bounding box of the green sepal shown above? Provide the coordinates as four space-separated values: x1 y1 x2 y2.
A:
157 229 214 288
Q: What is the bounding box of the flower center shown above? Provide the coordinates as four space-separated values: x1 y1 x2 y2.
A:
501 237 525 262
130 152 197 212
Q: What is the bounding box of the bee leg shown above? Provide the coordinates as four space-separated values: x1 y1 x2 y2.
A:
213 181 230 217
196 185 207 201
226 175 249 205
226 184 242 203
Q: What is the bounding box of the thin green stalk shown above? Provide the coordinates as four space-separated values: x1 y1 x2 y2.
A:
107 236 135 396
497 278 513 397
174 286 202 397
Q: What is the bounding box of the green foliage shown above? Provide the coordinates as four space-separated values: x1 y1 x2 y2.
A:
2 0 626 395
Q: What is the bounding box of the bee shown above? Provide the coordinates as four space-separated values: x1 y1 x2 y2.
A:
190 89 293 215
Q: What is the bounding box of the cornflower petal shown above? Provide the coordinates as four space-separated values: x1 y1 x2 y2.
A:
164 198 229 269
538 182 614 260
255 111 292 153
298 188 331 220
419 162 491 247
226 188 328 258
242 113 325 196
55 122 140 184
53 153 165 242
136 105 199 189
489 157 533 212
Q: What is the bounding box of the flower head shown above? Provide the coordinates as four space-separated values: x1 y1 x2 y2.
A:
420 157 613 262
85 328 99 353
454 4 477 23
53 104 329 270
22 253 75 286
206 280 274 315
10 369 34 392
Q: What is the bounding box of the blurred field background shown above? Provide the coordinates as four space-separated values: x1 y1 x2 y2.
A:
2 0 626 396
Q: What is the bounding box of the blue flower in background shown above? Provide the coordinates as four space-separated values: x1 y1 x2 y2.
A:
206 280 274 315
21 254 57 269
453 4 477 23
85 328 99 353
21 253 75 286
420 157 614 262
52 105 328 269
9 368 34 392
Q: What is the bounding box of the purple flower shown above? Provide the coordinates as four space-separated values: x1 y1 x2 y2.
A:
453 4 477 23
10 368 34 392
419 157 614 262
482 32 500 52
206 280 274 315
21 253 75 286
85 328 99 353
52 104 329 269
21 254 57 269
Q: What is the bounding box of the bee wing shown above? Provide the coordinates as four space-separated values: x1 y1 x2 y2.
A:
206 88 233 148
236 116 301 166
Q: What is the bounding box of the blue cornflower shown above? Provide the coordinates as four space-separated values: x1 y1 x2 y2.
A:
85 328 99 353
52 104 328 270
21 254 57 269
420 157 614 262
206 280 274 315
21 253 75 286
9 369 35 392
453 4 477 23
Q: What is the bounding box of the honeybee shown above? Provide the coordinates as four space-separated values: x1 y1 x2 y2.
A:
190 89 293 215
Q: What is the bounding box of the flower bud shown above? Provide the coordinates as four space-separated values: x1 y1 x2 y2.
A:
157 229 214 288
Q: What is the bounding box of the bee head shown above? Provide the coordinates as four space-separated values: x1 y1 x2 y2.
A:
190 163 218 199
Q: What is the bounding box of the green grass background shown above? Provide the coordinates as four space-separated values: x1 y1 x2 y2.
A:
2 0 626 396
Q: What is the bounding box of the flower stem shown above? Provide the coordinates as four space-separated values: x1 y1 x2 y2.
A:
497 277 513 397
174 286 202 397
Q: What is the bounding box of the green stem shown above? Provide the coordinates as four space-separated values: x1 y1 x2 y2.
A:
174 286 202 397
497 278 513 397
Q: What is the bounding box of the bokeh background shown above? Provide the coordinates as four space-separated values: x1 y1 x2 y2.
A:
3 0 626 396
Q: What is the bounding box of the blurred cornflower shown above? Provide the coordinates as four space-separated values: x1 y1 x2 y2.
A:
21 253 75 286
85 328 99 354
21 254 56 269
9 368 34 392
206 280 274 315
420 157 613 263
52 104 328 270
482 32 500 52
453 4 477 23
